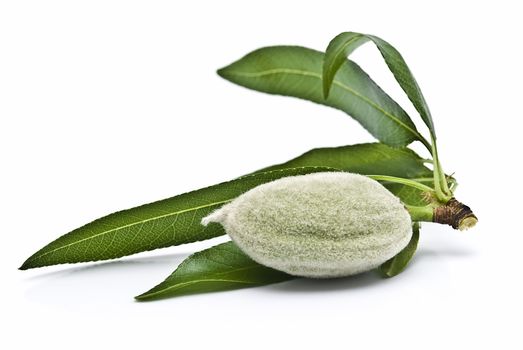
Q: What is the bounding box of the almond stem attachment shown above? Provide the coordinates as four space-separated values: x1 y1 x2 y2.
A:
433 198 477 230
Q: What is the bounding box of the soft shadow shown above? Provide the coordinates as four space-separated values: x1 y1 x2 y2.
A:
23 252 188 281
23 252 191 306
415 247 477 260
23 246 478 304
266 270 383 294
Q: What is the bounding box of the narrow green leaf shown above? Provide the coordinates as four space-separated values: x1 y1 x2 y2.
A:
379 222 420 277
135 241 293 301
258 142 434 206
219 46 422 147
21 143 441 270
260 142 431 178
323 32 436 137
322 32 369 97
20 167 335 270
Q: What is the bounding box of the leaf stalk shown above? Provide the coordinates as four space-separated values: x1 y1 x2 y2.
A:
367 175 434 193
430 135 452 202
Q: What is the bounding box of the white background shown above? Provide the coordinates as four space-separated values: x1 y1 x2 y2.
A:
1 1 521 349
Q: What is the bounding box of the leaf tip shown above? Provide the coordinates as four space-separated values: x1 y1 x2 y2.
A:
19 258 34 270
321 64 333 100
322 82 331 100
378 267 395 278
216 67 230 80
134 287 160 302
134 290 165 302
134 294 149 302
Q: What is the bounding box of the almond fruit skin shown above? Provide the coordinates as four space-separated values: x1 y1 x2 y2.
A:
202 172 412 278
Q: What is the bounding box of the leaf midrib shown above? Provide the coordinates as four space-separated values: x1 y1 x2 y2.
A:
26 199 232 263
227 68 422 141
138 265 271 299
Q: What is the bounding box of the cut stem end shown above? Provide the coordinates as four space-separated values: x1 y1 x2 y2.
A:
433 198 477 230
458 216 478 231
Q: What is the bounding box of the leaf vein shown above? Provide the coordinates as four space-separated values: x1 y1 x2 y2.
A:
227 68 422 141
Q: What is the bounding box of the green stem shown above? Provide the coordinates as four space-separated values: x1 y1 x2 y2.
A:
430 135 452 202
406 205 433 222
367 175 434 193
419 136 432 154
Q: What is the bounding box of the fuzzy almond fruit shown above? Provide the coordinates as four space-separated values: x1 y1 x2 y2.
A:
202 172 412 278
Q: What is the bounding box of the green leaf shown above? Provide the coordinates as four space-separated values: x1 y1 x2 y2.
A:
260 142 431 178
258 142 434 206
20 167 335 270
219 46 422 147
379 222 420 277
322 32 369 98
135 241 293 301
323 32 435 137
382 184 430 206
20 143 440 270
